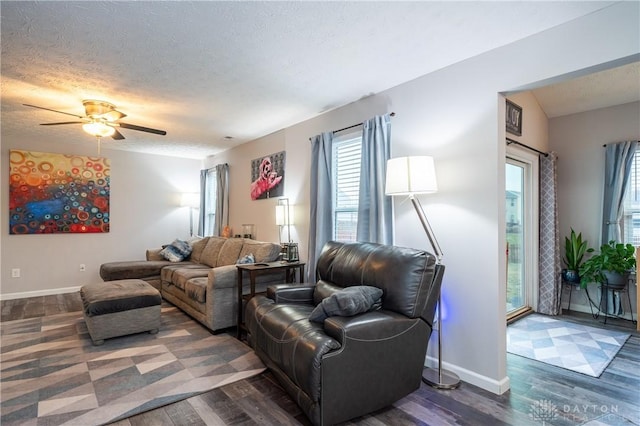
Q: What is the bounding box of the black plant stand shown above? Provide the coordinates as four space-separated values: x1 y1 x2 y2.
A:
599 280 637 326
560 275 597 319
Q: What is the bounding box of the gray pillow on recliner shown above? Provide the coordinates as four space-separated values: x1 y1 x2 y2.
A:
309 286 383 323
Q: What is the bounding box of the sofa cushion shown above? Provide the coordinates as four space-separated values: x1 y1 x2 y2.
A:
160 262 196 284
185 277 207 303
172 267 210 290
217 238 244 266
200 237 227 267
189 236 210 263
160 239 193 262
309 286 383 322
146 249 165 261
239 240 281 263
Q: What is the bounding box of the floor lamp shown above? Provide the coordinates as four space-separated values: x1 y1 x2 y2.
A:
385 156 460 389
181 192 200 237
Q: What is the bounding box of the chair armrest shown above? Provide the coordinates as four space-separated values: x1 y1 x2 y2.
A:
323 310 421 344
267 284 316 303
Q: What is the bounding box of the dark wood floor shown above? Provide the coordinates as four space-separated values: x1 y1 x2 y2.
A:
2 293 638 426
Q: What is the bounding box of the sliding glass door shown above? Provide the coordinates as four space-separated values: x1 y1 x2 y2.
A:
506 152 539 318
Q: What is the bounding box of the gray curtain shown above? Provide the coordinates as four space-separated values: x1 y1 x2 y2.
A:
356 114 393 244
198 169 208 236
308 132 334 282
198 163 229 237
538 152 561 315
602 141 638 245
214 163 230 236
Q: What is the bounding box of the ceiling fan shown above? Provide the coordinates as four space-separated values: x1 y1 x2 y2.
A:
23 100 167 142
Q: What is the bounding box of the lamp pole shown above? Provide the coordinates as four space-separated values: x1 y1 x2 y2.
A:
408 194 459 389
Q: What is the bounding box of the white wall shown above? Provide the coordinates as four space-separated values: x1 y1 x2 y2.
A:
207 2 639 394
552 101 640 319
1 138 201 298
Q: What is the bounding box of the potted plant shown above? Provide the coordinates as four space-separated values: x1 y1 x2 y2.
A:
578 240 636 289
561 228 590 284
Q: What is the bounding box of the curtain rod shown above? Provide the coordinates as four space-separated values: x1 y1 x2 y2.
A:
603 140 640 147
332 112 396 135
506 138 548 157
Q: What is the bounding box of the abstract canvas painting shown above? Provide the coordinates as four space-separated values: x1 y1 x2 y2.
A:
250 151 285 200
9 150 110 234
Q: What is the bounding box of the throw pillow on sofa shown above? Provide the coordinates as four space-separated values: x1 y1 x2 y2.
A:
237 253 255 264
160 239 193 262
309 286 383 322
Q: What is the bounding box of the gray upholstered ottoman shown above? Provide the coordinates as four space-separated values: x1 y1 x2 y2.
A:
80 279 162 345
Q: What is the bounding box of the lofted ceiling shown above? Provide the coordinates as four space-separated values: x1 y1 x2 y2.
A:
1 1 635 159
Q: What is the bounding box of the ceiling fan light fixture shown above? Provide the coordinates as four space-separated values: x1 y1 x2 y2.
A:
83 100 116 117
25 101 166 141
82 121 115 138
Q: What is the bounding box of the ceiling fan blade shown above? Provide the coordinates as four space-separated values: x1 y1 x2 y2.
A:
40 121 85 126
23 104 85 119
111 128 125 140
102 110 126 122
117 122 167 135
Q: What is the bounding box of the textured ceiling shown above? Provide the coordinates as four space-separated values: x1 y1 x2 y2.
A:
532 61 640 118
1 1 629 159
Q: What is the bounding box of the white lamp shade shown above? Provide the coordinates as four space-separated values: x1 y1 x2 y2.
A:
180 192 200 208
385 156 438 195
275 205 286 225
275 204 294 225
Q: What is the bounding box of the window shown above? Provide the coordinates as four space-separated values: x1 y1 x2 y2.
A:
203 168 217 236
332 135 362 242
622 149 640 245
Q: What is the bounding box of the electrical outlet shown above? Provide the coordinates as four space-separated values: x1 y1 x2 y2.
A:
79 264 86 272
11 268 21 278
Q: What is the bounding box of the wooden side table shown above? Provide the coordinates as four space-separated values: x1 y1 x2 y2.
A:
236 261 305 339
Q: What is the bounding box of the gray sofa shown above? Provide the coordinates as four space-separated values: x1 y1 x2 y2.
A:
100 237 284 333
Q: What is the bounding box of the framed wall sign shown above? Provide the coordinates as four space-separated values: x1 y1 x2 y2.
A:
506 100 522 136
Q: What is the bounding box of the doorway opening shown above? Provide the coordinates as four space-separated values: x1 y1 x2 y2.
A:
506 149 539 321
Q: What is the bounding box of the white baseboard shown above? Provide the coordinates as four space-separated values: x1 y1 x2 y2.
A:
0 286 81 301
425 356 511 395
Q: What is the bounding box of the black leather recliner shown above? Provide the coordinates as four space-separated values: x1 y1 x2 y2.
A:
245 241 444 425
